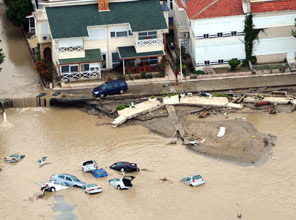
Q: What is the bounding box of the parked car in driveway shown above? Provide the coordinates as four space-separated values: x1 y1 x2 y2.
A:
50 174 86 188
180 175 205 187
82 160 98 172
41 181 69 192
108 176 135 190
110 161 140 173
4 154 25 163
83 184 102 194
92 80 128 98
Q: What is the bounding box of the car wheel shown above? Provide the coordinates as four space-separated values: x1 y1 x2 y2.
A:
50 187 56 192
100 93 104 98
190 184 193 187
119 90 124 94
117 185 121 190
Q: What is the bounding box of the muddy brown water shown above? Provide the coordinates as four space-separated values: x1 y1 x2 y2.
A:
0 108 295 219
0 1 41 98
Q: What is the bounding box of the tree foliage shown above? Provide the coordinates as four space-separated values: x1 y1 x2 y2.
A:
292 18 296 38
0 40 5 72
244 14 263 65
5 0 32 27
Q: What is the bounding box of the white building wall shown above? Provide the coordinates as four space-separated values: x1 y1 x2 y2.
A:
253 13 296 29
254 37 296 56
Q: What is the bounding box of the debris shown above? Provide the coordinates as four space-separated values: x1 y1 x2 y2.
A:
237 212 242 219
272 91 287 96
165 138 177 145
224 112 228 116
162 83 169 87
235 116 246 121
199 111 209 118
52 91 61 96
91 168 108 178
268 104 277 114
217 127 226 138
159 178 168 183
200 91 212 97
187 93 193 97
270 157 277 160
255 101 270 107
4 154 25 163
251 136 256 138
37 156 48 167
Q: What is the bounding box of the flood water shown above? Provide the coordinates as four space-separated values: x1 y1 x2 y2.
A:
0 108 295 220
0 1 41 98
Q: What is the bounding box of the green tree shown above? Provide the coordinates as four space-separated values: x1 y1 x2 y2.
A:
292 18 296 37
244 14 263 65
0 40 5 72
228 59 240 71
6 0 32 27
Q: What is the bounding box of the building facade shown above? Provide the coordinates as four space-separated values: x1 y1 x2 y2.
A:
32 0 169 81
173 0 296 70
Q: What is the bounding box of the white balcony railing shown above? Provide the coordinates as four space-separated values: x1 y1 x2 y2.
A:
59 46 83 52
136 38 163 47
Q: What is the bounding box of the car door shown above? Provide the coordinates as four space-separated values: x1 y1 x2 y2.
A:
113 82 120 94
105 83 114 95
184 176 192 185
65 176 74 186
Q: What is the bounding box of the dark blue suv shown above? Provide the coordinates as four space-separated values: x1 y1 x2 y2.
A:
92 80 128 98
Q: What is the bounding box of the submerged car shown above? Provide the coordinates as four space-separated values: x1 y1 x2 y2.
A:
50 174 86 188
110 162 139 173
91 168 108 178
82 160 98 172
83 184 102 194
92 80 128 98
41 181 69 192
4 154 25 163
180 175 205 187
108 176 135 190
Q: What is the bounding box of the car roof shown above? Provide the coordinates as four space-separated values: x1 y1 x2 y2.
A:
87 184 98 187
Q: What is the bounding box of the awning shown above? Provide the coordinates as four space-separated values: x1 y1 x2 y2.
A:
59 49 102 64
27 37 38 49
118 46 164 60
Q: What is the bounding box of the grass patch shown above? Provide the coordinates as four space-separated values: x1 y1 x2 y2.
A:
215 93 229 98
116 104 130 111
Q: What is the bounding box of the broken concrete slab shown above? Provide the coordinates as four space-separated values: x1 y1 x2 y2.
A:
163 95 179 105
226 103 243 110
262 97 291 104
180 96 229 107
111 115 127 127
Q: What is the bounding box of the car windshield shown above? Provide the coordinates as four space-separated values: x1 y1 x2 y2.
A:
71 176 80 182
10 154 19 157
83 161 93 166
99 83 107 90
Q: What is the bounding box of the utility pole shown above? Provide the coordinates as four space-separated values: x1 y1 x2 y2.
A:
179 39 183 81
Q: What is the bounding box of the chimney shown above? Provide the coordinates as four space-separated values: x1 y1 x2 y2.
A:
242 0 251 14
98 0 109 12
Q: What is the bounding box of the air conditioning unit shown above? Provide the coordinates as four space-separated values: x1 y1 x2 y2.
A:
42 34 50 41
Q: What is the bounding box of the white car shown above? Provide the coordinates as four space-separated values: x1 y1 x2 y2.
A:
108 176 135 190
180 175 205 187
41 181 69 192
82 160 98 172
83 184 102 194
4 154 25 163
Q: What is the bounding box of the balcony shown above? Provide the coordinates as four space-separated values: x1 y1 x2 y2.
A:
59 46 83 52
136 38 163 47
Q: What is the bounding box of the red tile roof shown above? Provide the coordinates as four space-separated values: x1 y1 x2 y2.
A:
251 0 296 14
175 0 244 19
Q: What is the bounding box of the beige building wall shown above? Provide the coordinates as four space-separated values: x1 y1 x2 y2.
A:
258 26 294 39
257 53 287 64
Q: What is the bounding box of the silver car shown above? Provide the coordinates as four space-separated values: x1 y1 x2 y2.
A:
180 175 205 187
83 184 102 194
82 160 98 172
108 176 135 190
50 174 86 188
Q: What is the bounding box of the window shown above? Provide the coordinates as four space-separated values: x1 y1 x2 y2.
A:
58 175 65 179
66 177 72 182
170 0 173 9
110 32 116 38
70 65 78 72
218 59 224 64
231 31 237 36
116 31 128 38
149 57 158 65
138 31 157 40
112 52 121 68
217 32 223 37
81 64 89 71
125 59 135 67
203 34 209 39
204 61 210 65
61 66 69 73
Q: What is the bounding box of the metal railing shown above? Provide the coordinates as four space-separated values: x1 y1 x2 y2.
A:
136 38 163 47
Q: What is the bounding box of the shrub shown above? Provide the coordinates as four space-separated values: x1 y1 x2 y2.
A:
146 73 153 79
35 59 52 83
140 71 146 79
135 75 141 79
195 70 205 75
116 104 130 111
117 75 126 80
228 58 241 71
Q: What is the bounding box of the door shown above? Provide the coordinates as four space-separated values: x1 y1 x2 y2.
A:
105 83 114 95
65 176 73 186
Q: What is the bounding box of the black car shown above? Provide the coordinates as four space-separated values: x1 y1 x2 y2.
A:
110 161 140 173
92 80 128 98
